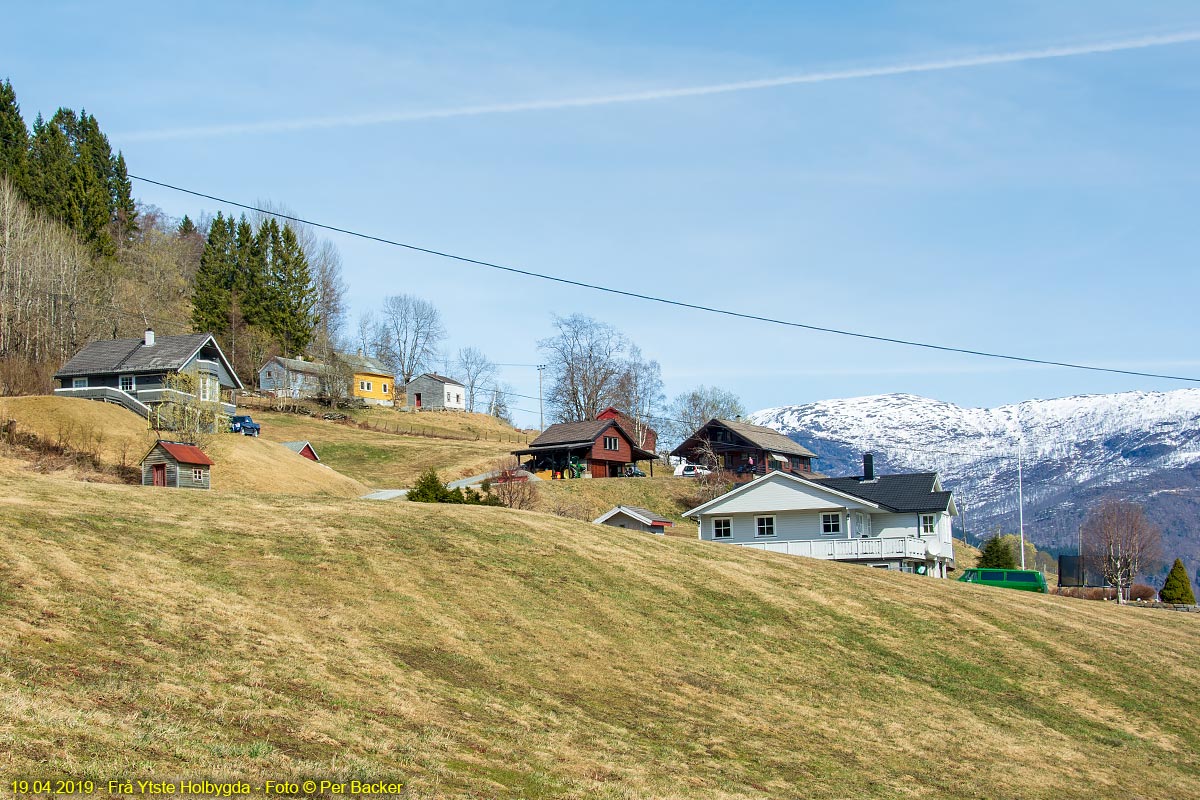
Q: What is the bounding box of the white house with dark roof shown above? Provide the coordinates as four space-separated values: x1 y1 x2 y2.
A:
685 454 957 576
54 330 242 419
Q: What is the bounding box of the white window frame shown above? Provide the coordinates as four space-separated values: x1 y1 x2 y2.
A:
821 512 841 536
713 518 732 539
361 380 372 392
382 383 389 394
192 467 204 483
72 377 87 388
755 516 776 538
603 435 619 451
921 514 937 535
119 374 135 393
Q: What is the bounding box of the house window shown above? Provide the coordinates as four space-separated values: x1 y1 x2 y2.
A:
360 380 372 392
921 514 937 535
713 518 732 539
192 468 204 483
821 513 841 535
603 436 619 451
119 375 135 393
455 393 461 403
382 383 389 394
266 370 273 378
72 377 87 388
198 374 213 402
446 391 452 402
755 516 775 537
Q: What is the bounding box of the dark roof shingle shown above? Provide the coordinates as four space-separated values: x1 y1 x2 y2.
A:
815 473 952 513
55 333 216 378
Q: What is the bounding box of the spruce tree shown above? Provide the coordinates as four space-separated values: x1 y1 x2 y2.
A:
192 213 236 334
0 79 29 193
1160 558 1196 605
26 112 74 221
977 535 1018 569
233 215 270 328
271 223 318 356
177 214 197 237
110 151 137 242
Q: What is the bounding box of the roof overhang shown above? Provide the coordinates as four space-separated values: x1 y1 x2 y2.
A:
684 470 883 519
188 335 244 389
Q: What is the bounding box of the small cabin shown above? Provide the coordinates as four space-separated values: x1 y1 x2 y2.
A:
140 440 213 490
593 505 675 534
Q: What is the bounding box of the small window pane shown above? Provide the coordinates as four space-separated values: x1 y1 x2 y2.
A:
713 519 731 539
822 513 841 534
756 517 775 537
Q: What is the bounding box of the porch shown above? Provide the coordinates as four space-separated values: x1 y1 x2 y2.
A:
736 536 929 562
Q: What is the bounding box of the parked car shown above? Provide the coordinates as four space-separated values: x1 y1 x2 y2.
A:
734 464 758 476
624 466 647 477
230 415 261 436
957 568 1048 593
675 464 713 478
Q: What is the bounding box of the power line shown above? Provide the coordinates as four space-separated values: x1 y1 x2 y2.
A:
128 173 1200 386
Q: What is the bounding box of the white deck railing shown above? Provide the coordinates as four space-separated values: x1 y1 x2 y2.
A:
739 536 928 561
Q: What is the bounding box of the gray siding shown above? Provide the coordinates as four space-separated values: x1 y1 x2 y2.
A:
140 444 210 490
406 375 455 410
599 511 658 533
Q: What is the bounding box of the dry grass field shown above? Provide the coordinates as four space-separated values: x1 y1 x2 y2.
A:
2 461 1198 799
0 396 365 497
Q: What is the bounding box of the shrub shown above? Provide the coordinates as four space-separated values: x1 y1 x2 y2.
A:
1128 583 1157 602
1160 558 1197 605
977 535 1018 569
407 468 502 507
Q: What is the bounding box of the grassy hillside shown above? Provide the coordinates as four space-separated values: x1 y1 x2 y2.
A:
2 462 1198 799
533 475 705 536
0 396 365 497
249 407 524 488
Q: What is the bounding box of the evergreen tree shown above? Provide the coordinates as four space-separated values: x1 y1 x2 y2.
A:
64 111 115 259
270 223 318 356
1160 558 1196 605
234 215 270 328
0 79 29 193
26 112 73 222
191 213 236 334
977 535 1018 569
110 151 137 242
177 214 197 237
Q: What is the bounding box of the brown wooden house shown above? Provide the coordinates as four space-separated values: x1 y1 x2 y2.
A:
513 419 657 478
671 418 819 478
140 440 214 490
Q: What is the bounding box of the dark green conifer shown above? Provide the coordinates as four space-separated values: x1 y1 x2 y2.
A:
26 112 74 221
977 535 1018 569
192 213 236 334
177 214 197 237
271 223 318 356
110 151 137 241
0 79 29 193
1160 558 1196 605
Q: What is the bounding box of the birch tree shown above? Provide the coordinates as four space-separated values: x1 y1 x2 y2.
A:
1081 499 1162 604
378 294 446 384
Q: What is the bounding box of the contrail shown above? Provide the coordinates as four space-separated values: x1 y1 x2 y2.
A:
122 30 1200 141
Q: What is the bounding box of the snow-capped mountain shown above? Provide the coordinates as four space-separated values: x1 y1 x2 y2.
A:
750 391 1200 564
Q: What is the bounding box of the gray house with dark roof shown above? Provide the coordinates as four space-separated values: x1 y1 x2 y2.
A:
258 355 331 398
53 329 242 419
671 418 819 477
684 454 957 577
405 372 465 411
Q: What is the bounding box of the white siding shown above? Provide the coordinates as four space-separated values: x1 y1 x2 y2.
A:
702 510 840 544
698 474 873 515
872 513 919 539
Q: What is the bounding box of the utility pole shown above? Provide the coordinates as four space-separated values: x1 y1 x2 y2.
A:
537 364 546 431
1017 438 1026 569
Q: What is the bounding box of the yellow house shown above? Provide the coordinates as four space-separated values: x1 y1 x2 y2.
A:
340 352 396 407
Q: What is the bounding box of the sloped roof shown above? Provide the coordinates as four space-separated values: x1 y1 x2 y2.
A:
56 333 231 379
265 356 331 376
815 473 953 514
281 440 320 461
151 441 213 466
671 418 817 459
407 372 463 387
514 418 656 460
339 352 394 377
594 505 674 527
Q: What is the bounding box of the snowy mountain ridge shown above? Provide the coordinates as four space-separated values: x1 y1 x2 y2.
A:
749 390 1200 556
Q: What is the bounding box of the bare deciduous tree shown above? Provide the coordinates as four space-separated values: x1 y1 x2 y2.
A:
539 314 629 423
488 382 514 424
1081 499 1162 604
665 385 745 450
378 294 446 385
457 347 497 413
612 345 663 450
487 456 538 510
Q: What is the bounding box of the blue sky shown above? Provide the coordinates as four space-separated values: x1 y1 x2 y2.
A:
7 1 1200 426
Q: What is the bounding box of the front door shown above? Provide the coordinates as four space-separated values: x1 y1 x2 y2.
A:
414 392 422 408
152 463 166 487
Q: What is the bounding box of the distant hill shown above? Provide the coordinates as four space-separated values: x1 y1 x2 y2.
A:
750 390 1200 577
2 462 1198 797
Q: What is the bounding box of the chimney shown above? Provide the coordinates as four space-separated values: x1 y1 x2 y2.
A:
863 452 875 481
144 328 155 347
